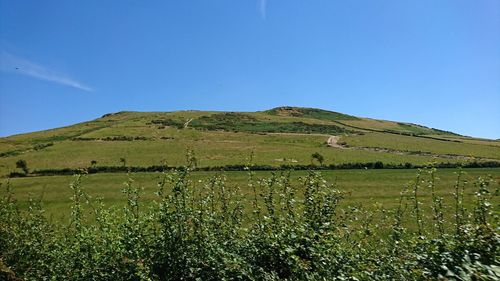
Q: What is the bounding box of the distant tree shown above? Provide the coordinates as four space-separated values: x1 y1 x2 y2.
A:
374 161 384 169
120 158 127 167
311 152 325 166
16 159 29 174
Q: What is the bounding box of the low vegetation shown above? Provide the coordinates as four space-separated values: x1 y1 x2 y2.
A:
1 160 498 280
188 112 349 135
264 106 360 121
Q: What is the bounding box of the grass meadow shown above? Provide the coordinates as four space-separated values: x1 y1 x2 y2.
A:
342 132 500 159
3 168 498 220
0 129 472 177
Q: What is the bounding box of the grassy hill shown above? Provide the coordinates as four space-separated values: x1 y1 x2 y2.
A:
1 107 499 280
1 106 499 177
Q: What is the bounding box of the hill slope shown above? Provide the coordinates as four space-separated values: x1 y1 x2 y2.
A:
1 106 499 176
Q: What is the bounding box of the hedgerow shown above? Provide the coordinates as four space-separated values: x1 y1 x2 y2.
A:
9 160 500 178
0 161 498 280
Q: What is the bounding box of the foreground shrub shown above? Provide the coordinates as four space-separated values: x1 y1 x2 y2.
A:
0 165 498 280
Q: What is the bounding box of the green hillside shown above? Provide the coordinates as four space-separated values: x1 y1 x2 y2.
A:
1 106 499 177
2 107 499 280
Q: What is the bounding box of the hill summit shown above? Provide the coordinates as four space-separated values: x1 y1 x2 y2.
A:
0 106 499 177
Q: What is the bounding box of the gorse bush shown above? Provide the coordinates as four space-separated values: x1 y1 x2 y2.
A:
0 162 498 280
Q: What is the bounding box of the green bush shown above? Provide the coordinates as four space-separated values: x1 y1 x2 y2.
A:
0 166 498 280
15 160 28 174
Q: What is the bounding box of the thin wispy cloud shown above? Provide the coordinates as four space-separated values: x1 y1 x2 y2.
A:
259 0 267 19
0 51 92 92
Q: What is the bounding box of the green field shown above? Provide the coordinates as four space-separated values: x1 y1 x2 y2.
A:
341 132 500 159
1 106 499 217
3 168 499 220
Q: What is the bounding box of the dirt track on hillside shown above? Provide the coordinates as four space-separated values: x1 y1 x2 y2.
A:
327 136 347 149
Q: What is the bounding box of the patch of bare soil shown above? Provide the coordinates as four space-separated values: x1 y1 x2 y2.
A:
327 136 347 149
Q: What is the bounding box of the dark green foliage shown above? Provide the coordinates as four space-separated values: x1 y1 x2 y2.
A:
189 112 350 134
0 259 22 281
265 106 360 121
430 127 463 136
73 136 151 141
311 152 325 166
15 159 28 174
150 119 184 129
0 150 22 158
7 172 26 178
1 165 498 280
33 143 53 151
7 161 500 178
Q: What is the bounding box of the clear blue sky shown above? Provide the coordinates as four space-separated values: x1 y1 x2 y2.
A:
1 0 499 139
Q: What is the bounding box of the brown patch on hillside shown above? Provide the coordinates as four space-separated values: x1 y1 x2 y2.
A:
273 106 304 117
